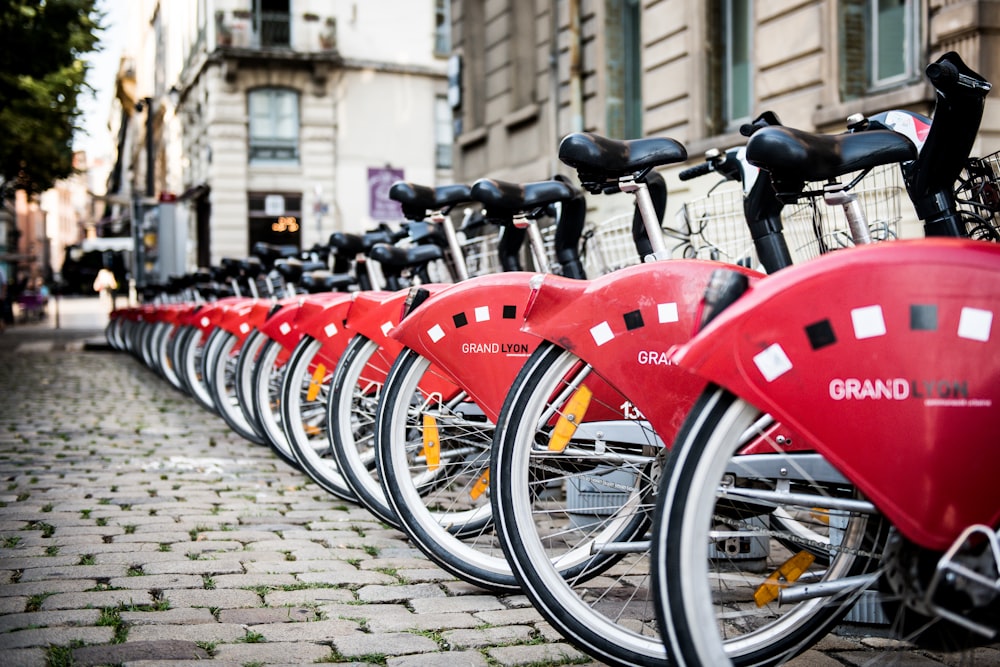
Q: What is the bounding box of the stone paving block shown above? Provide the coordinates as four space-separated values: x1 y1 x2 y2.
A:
367 612 482 634
112 531 193 544
387 650 490 667
472 607 545 626
834 650 945 666
141 558 244 576
255 618 358 641
486 641 586 666
120 607 217 625
126 622 247 643
409 595 506 615
295 569 397 587
333 630 440 657
0 647 46 667
356 557 437 571
72 639 210 664
396 568 462 584
0 555 80 570
0 596 28 613
108 573 205 590
0 624 114 649
20 559 128 583
217 606 319 625
441 625 535 649
40 589 155 611
782 650 848 666
317 602 413 621
212 640 335 664
158 588 262 609
262 588 355 607
209 573 298 589
0 578 98 598
166 540 244 555
0 608 102 634
356 583 447 603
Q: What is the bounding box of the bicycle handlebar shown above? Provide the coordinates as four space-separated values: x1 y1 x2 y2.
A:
679 162 715 181
926 59 992 93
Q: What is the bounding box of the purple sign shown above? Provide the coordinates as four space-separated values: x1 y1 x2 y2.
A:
368 167 405 220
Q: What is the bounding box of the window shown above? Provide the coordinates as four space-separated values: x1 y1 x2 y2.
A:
840 0 921 99
252 0 290 48
606 0 643 139
434 0 450 55
248 88 299 163
707 0 752 134
435 95 453 169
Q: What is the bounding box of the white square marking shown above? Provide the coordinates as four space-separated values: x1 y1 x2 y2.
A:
278 322 291 336
753 343 794 382
324 323 338 339
427 324 446 343
200 316 210 328
475 306 490 322
590 321 614 346
380 321 394 337
239 322 250 334
851 305 886 339
958 307 993 342
658 302 679 323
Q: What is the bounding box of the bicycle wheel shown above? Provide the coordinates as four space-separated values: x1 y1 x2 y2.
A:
376 347 515 591
207 329 268 445
491 341 665 665
249 338 300 469
281 335 356 501
175 325 217 412
651 386 885 667
328 334 400 527
234 329 269 441
153 321 186 392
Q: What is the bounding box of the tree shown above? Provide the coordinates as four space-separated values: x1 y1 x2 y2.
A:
0 0 103 196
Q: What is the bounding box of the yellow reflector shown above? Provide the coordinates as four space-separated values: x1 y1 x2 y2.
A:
304 424 322 437
811 508 831 525
306 363 327 402
470 469 490 500
421 415 440 471
548 384 593 452
753 550 816 607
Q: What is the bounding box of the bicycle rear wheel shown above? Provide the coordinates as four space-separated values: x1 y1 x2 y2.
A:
651 386 885 666
376 347 515 591
491 341 665 665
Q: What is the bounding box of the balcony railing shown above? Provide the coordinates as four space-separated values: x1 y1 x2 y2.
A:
215 10 336 52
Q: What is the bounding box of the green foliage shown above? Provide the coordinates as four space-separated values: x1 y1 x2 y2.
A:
0 0 103 195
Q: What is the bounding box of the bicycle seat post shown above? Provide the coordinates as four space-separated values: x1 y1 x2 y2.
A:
823 184 872 245
433 210 470 282
619 178 670 261
514 216 550 273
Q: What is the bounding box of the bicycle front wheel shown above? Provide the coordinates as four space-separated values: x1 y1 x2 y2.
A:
651 386 884 667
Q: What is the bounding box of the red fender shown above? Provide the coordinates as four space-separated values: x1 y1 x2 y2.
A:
346 286 454 396
671 239 1000 550
522 260 762 444
217 299 272 340
291 292 357 368
390 272 540 422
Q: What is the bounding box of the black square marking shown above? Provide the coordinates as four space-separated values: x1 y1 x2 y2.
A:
910 304 938 331
623 310 644 331
805 319 836 350
503 305 517 319
452 312 468 328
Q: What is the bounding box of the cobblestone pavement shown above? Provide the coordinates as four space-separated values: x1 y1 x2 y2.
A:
0 298 997 666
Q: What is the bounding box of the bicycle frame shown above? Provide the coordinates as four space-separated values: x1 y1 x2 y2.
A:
669 238 1000 552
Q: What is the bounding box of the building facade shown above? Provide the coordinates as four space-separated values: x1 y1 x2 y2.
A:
107 0 451 277
449 0 1000 227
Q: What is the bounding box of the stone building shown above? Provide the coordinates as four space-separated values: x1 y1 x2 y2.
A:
449 0 1000 229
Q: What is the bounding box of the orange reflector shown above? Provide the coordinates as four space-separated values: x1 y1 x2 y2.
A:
420 415 440 471
470 469 490 500
754 550 816 607
548 385 593 452
306 363 327 402
811 509 831 525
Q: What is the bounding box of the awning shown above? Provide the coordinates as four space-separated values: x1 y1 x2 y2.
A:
81 237 134 253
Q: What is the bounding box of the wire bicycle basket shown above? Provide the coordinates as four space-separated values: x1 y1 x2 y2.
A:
672 164 905 270
955 150 1000 241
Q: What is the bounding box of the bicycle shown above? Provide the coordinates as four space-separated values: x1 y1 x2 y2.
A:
650 51 999 667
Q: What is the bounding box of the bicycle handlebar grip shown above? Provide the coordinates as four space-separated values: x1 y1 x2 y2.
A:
926 60 958 86
679 162 715 181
